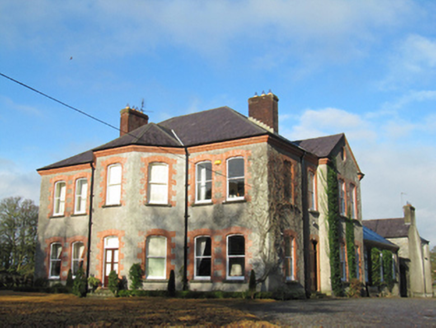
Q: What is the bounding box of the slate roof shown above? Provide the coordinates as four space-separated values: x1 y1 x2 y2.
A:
363 226 399 250
37 106 347 171
293 133 344 158
363 219 409 239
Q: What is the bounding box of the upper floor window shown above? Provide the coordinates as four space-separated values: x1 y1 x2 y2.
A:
146 236 166 279
49 243 62 278
284 236 295 280
308 171 316 210
72 242 85 276
339 179 346 216
75 178 88 214
196 161 212 203
194 236 211 279
227 235 245 280
148 163 168 204
284 161 292 202
227 157 244 200
106 164 121 205
349 184 356 219
53 181 66 216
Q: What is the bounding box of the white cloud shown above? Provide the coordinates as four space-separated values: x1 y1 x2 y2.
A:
0 0 417 63
0 96 41 117
380 35 436 90
284 107 436 247
283 107 376 142
0 159 40 204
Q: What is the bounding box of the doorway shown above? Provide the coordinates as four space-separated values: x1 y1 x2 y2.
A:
309 240 318 292
103 237 119 287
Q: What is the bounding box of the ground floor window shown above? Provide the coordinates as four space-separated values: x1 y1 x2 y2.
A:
195 236 211 279
227 235 245 280
146 236 167 279
72 242 85 276
284 236 295 280
49 243 62 278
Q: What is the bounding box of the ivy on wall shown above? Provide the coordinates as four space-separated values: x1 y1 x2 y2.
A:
382 249 394 292
371 247 381 287
326 159 343 296
345 213 356 280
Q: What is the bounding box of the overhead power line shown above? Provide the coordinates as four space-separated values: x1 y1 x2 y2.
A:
0 71 255 188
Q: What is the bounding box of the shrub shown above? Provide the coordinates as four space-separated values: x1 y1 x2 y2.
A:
33 277 48 288
346 278 362 298
249 269 256 298
66 269 74 290
72 267 87 297
168 270 176 297
128 263 143 290
382 250 394 292
371 248 381 287
88 275 101 293
108 270 120 296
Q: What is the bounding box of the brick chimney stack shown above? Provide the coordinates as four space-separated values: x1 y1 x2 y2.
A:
403 203 416 226
248 91 279 134
119 106 149 137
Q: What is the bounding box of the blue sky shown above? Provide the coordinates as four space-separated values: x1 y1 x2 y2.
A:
1 0 435 247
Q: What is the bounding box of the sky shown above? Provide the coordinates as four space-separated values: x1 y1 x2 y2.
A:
1 0 435 247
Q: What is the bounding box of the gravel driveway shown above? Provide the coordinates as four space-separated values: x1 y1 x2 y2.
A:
240 298 436 327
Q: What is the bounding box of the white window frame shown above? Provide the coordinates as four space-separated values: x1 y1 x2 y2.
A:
226 235 245 280
194 236 212 280
148 163 169 204
74 178 88 214
340 244 347 282
226 157 245 201
106 164 122 205
380 252 384 282
195 161 212 203
53 181 66 216
285 236 295 281
146 236 167 279
349 184 356 219
49 243 62 279
339 179 346 216
308 171 316 210
71 241 85 277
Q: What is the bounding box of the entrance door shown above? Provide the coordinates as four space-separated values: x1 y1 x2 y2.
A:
103 237 119 287
309 240 318 292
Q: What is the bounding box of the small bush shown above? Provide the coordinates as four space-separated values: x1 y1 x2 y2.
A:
66 269 74 290
34 277 48 288
108 270 120 296
168 270 176 297
248 270 256 298
346 278 362 298
128 263 143 290
72 268 87 297
88 275 101 293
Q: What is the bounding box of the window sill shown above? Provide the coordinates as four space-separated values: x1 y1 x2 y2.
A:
192 201 213 207
190 279 212 283
308 209 319 215
223 199 247 205
102 204 121 208
145 203 172 208
71 213 87 217
223 278 246 283
50 215 65 219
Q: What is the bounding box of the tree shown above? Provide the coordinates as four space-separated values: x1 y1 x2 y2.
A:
0 197 38 273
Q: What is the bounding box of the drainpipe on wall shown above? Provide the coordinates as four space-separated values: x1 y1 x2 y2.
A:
172 130 190 291
85 162 95 283
300 150 311 298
